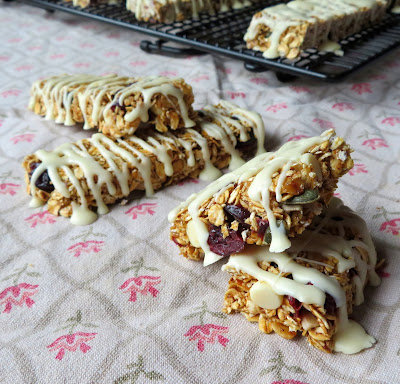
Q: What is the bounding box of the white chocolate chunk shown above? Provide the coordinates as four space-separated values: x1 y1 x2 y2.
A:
250 280 283 309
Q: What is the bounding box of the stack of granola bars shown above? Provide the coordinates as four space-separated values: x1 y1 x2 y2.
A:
23 74 265 225
169 129 382 354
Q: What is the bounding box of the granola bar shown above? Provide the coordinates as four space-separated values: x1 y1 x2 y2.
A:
29 74 197 138
222 197 381 354
126 0 259 23
244 0 389 59
68 0 121 7
22 101 264 225
169 130 353 265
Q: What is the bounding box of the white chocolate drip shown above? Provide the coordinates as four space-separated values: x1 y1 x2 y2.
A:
244 0 384 59
222 197 379 354
30 102 262 225
169 130 333 266
128 0 252 21
29 74 196 130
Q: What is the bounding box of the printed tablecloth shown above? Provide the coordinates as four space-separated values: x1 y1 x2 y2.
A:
1 3 400 383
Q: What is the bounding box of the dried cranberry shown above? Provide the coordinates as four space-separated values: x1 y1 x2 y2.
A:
29 162 54 193
172 237 183 247
287 295 302 317
235 131 257 160
224 204 250 225
110 101 126 113
207 225 244 257
324 293 336 315
256 218 269 238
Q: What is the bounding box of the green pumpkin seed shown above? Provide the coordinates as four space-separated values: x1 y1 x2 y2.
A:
263 220 287 245
284 189 320 205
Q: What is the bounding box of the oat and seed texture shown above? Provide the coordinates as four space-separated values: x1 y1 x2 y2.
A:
23 101 265 225
169 129 354 266
223 197 381 354
29 74 197 138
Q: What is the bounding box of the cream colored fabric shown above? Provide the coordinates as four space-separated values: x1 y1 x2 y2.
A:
0 3 399 383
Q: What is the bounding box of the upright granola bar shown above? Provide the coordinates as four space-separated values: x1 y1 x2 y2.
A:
29 74 197 137
169 130 353 265
23 101 264 225
222 197 381 353
244 0 389 59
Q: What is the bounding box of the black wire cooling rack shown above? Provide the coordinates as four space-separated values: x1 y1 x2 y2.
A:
18 0 400 81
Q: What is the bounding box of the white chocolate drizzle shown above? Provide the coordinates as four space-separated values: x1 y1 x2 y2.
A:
222 197 380 354
169 130 334 266
29 74 196 131
127 0 253 21
29 102 263 225
244 0 386 59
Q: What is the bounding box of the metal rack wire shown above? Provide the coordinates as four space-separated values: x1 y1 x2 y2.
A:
20 0 400 81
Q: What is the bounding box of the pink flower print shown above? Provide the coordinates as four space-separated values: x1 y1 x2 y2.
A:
15 64 33 71
80 43 94 48
332 102 354 111
50 54 65 59
119 276 161 302
28 46 41 51
380 218 400 236
250 78 269 85
1 89 22 98
159 71 177 77
10 133 35 144
226 91 246 100
192 75 210 82
0 55 10 61
362 138 388 150
288 135 309 142
216 65 232 74
386 60 400 68
37 26 49 31
377 270 390 278
312 118 334 129
130 41 140 47
290 86 310 93
47 332 97 360
0 183 20 196
104 51 119 57
370 74 386 81
55 36 71 42
0 283 39 313
25 211 57 228
272 381 309 384
130 60 147 67
351 83 372 95
8 38 22 43
107 33 120 39
178 178 200 186
266 102 287 112
348 163 368 176
73 62 90 68
381 117 400 126
125 203 157 219
67 241 105 258
82 24 97 30
184 324 229 352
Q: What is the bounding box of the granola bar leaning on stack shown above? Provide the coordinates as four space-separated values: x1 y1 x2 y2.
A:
222 197 381 354
22 101 265 225
169 130 353 265
29 74 197 137
244 0 389 59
